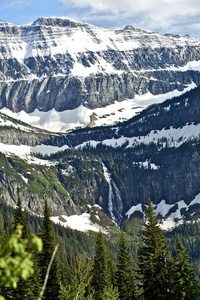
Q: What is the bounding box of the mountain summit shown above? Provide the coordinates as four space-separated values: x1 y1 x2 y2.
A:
0 17 200 115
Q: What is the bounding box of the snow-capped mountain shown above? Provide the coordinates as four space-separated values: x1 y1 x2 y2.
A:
0 17 200 120
1 18 200 231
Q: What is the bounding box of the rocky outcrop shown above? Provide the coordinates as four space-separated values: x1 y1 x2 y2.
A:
0 160 77 216
88 113 98 127
0 148 110 217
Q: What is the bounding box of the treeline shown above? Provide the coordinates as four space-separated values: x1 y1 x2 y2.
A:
0 197 199 299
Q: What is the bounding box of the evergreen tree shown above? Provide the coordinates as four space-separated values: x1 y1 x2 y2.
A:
13 191 28 239
59 255 93 300
173 240 200 300
101 285 119 300
116 231 137 300
91 231 112 300
138 198 172 300
39 199 59 300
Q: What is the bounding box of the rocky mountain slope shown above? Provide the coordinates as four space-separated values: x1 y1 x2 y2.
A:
0 86 200 230
65 86 200 228
1 18 200 231
0 17 200 115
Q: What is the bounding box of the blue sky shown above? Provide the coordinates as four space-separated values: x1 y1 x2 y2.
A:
1 0 200 38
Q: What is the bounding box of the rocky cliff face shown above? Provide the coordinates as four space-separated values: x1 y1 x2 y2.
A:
62 86 200 221
1 87 200 225
0 17 200 113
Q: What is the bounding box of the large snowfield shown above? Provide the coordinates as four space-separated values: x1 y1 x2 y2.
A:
0 82 196 133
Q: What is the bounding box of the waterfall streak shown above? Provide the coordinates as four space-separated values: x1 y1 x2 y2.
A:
101 162 123 224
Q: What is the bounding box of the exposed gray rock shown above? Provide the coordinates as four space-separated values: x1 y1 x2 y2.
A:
0 18 200 113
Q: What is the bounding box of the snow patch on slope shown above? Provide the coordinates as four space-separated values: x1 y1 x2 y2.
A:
0 114 35 132
51 209 108 234
18 173 29 183
133 160 160 170
167 60 200 72
0 143 69 165
77 121 200 150
126 204 143 219
0 83 195 133
125 194 200 231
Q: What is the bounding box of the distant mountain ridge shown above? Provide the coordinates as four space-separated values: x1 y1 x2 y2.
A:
0 17 200 115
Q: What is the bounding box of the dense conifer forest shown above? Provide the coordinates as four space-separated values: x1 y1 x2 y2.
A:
0 197 200 299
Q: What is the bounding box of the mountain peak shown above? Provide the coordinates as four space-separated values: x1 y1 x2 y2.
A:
124 25 136 31
31 17 85 28
0 16 200 116
0 20 16 27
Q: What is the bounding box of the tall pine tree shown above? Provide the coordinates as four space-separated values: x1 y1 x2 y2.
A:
173 240 200 300
13 190 28 239
59 255 93 300
91 231 112 300
138 198 172 300
39 199 59 300
116 231 137 300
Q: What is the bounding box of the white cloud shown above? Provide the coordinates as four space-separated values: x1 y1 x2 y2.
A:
59 0 200 36
190 22 200 30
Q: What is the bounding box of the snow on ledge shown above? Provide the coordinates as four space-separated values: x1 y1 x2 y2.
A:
0 142 69 165
125 194 200 231
51 210 108 234
125 203 143 219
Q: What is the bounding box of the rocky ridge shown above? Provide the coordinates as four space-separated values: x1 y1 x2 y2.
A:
0 17 200 113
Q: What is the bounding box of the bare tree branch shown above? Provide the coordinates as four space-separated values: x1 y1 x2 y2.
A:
38 244 59 300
